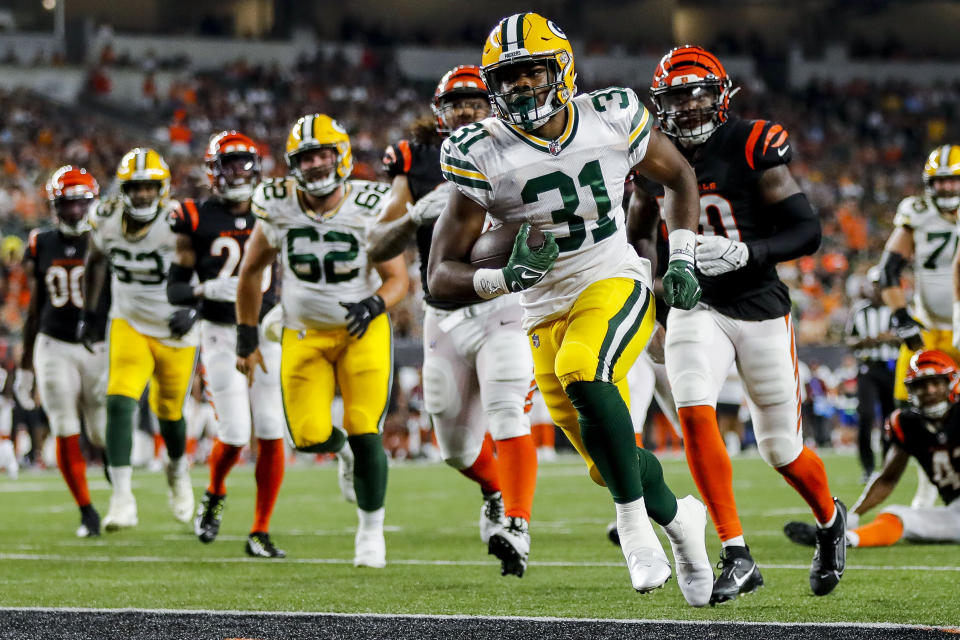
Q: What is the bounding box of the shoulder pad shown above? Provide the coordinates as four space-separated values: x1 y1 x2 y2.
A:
893 196 930 228
884 409 908 445
170 198 200 233
440 129 493 192
26 228 40 259
743 119 792 171
586 88 654 161
95 196 123 219
383 140 413 178
251 178 294 221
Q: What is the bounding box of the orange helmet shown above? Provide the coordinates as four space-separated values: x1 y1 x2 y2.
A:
650 45 736 145
432 65 488 134
905 349 958 418
205 130 261 203
46 165 99 235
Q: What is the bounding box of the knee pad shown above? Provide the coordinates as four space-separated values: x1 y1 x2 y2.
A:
758 433 802 468
422 357 461 418
488 406 530 441
555 340 599 387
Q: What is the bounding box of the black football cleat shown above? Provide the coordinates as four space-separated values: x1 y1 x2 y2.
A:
246 532 286 558
488 517 530 578
783 521 818 546
77 505 101 538
710 545 764 605
194 491 226 544
810 498 847 596
606 521 620 547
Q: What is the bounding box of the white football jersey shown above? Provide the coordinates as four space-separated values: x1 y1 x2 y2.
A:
252 177 390 331
893 195 957 328
440 87 654 330
89 197 197 345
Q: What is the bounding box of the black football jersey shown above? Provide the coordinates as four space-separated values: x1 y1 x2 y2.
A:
26 228 108 342
646 116 795 320
383 138 469 311
169 197 279 324
886 406 960 506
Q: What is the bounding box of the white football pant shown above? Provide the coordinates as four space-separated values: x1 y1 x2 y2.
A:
881 499 960 543
423 296 533 470
665 304 803 468
199 320 284 446
34 333 107 447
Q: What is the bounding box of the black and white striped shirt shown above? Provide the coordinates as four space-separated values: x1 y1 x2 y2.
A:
846 300 898 363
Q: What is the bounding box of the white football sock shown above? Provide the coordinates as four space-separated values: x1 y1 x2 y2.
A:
109 465 133 498
358 507 385 532
721 535 746 549
615 497 659 553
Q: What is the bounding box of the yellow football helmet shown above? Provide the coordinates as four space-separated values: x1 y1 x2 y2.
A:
115 147 170 222
923 144 960 215
481 12 577 131
286 114 353 197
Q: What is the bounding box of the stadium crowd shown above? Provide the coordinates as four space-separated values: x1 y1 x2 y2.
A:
2 45 959 467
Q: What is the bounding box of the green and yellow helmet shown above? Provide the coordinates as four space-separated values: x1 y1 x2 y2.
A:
285 114 353 197
923 144 960 215
115 147 170 222
481 12 577 131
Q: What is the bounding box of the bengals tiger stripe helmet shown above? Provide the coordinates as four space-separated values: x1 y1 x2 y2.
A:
286 114 352 197
206 130 261 203
115 148 171 222
922 144 960 216
46 165 99 236
481 12 577 131
432 65 489 134
904 349 958 419
651 46 736 146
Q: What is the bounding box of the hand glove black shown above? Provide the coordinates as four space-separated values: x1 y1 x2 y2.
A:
168 308 200 339
75 311 102 353
340 295 386 338
890 307 924 351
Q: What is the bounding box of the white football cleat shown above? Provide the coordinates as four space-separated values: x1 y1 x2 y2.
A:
103 493 138 532
617 500 671 592
626 547 672 593
353 527 386 568
662 495 713 607
337 445 357 504
0 439 18 480
479 491 506 543
166 461 194 524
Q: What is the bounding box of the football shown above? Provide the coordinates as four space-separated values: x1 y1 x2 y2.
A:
469 223 546 269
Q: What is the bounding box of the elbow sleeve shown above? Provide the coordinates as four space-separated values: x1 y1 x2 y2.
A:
167 263 198 306
748 193 820 266
877 250 908 290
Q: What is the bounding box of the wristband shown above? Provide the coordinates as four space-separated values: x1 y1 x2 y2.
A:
668 229 696 264
473 268 508 300
236 324 259 357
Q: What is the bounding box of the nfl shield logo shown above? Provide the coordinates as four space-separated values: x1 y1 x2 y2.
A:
532 334 540 348
548 140 561 156
236 217 247 229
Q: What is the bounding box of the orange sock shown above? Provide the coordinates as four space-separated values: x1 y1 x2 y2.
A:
251 438 285 533
56 434 90 508
775 445 836 524
634 432 644 448
852 513 904 547
494 434 537 521
186 437 198 459
153 432 164 458
678 405 743 541
207 439 242 496
459 433 500 495
532 423 555 449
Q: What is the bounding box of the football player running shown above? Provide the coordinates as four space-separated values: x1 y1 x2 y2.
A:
367 65 539 577
636 46 844 602
236 114 408 569
167 131 287 558
16 166 109 537
427 13 713 606
82 148 198 532
785 350 960 549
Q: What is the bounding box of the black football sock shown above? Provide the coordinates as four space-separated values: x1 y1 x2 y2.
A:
159 418 187 460
565 380 644 503
105 395 137 467
637 447 678 525
348 433 388 512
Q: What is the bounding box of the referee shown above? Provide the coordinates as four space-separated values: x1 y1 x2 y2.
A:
846 268 898 482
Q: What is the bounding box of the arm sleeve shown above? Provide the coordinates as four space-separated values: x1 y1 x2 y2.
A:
743 119 792 171
746 192 821 267
440 136 493 209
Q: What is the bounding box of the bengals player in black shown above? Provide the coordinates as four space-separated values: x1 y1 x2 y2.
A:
366 66 540 578
16 166 109 537
167 131 286 558
630 46 845 602
786 350 960 548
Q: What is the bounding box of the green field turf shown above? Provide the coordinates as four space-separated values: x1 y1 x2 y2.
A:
1 451 958 626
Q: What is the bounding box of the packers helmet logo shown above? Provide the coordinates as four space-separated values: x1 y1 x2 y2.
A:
330 119 347 134
546 20 567 39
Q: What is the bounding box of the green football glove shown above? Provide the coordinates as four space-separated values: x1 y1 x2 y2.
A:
502 223 559 293
662 259 701 310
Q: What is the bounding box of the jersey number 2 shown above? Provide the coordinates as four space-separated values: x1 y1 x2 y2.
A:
210 236 272 291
